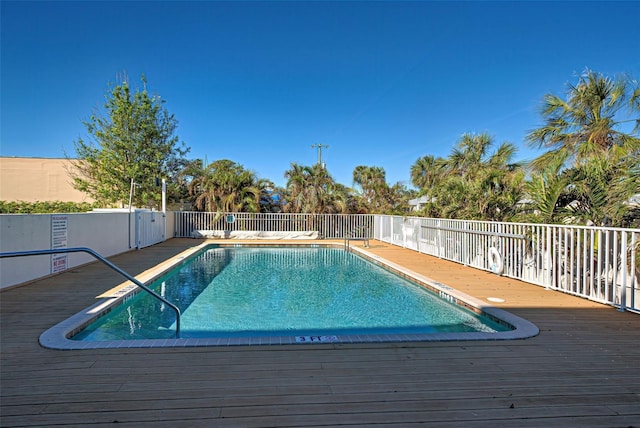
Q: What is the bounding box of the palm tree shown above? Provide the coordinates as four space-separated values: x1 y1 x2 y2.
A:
526 70 639 226
447 133 494 177
353 165 387 209
385 182 415 215
283 163 310 214
410 155 446 191
332 182 365 214
527 69 639 172
188 159 261 212
283 163 344 214
424 133 524 220
631 76 640 133
520 157 570 224
352 165 414 214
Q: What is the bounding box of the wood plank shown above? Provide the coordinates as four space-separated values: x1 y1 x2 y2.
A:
2 238 640 427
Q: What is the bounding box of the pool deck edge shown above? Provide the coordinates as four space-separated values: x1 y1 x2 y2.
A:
39 240 539 349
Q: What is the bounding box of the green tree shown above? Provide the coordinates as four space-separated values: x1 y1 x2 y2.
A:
526 70 639 226
517 157 569 224
257 179 283 213
415 133 524 220
188 159 266 212
70 74 189 208
527 69 639 172
353 165 386 209
173 159 208 208
385 182 416 215
352 165 414 214
631 76 640 133
410 155 447 192
332 182 364 214
282 163 308 213
283 163 347 214
0 200 97 214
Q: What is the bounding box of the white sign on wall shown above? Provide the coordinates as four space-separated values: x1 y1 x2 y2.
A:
51 214 68 273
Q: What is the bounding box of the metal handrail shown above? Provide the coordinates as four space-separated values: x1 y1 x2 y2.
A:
345 226 370 250
0 247 181 337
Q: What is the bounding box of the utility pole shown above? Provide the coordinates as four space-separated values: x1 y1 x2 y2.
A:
311 144 329 167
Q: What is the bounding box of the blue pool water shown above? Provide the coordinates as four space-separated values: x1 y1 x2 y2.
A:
73 246 510 341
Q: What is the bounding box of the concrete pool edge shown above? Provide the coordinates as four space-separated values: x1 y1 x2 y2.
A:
39 241 540 350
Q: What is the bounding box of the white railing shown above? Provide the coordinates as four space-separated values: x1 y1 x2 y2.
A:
174 212 374 240
374 215 640 313
172 211 639 313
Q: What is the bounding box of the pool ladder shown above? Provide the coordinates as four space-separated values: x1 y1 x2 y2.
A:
0 247 181 338
344 226 370 251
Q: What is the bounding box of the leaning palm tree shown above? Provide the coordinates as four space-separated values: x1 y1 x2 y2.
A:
527 69 640 172
526 70 639 226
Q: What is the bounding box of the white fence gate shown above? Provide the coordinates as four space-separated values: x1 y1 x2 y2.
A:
135 211 166 249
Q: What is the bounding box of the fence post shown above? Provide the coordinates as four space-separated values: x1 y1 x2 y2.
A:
545 226 552 290
619 230 627 312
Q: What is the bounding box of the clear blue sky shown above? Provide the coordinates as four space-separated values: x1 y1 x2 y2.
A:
2 1 639 188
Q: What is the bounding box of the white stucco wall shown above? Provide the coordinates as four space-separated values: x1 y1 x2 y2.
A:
0 212 135 289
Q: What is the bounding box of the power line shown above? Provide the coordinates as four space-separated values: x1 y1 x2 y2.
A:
311 144 329 166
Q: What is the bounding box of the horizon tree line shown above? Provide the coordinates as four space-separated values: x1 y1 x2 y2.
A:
54 69 640 228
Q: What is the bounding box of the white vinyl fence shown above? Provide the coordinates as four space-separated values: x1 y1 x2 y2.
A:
174 212 374 240
1 210 169 289
135 210 166 249
10 210 629 312
173 211 639 312
1 212 132 289
374 215 640 313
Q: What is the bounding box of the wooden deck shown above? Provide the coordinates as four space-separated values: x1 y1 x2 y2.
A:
1 239 639 427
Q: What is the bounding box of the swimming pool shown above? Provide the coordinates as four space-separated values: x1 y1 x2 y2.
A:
40 243 539 348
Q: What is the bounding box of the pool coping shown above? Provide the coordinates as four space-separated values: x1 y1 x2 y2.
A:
39 241 539 349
